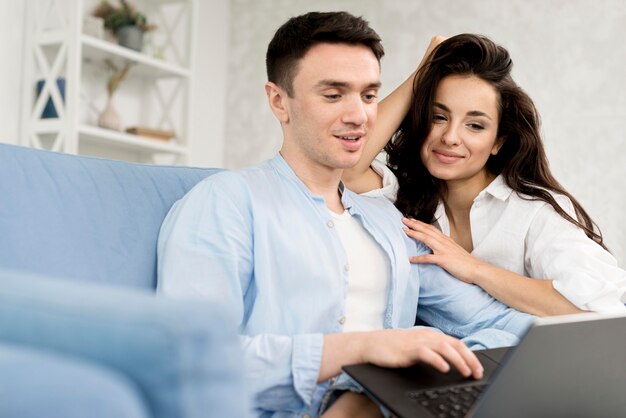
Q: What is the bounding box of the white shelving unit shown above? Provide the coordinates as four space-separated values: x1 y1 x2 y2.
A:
20 0 196 164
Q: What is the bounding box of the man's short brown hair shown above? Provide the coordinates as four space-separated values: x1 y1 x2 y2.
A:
266 11 384 97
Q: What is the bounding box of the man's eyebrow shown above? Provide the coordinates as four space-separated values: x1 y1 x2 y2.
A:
433 102 493 120
315 80 381 89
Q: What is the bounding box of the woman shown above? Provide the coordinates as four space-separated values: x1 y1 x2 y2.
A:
344 34 626 316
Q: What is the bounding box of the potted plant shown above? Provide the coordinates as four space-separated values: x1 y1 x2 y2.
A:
92 0 156 51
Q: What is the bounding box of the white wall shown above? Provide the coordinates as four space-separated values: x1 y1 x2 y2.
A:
223 0 626 266
187 0 229 167
0 0 25 145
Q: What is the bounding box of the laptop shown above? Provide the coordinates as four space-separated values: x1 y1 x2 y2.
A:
343 312 626 418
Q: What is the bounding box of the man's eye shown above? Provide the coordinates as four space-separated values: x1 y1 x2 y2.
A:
325 95 341 100
363 94 378 102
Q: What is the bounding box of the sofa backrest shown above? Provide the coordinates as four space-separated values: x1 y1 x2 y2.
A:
0 143 219 290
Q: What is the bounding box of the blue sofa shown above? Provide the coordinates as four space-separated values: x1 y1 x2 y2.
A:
0 143 249 418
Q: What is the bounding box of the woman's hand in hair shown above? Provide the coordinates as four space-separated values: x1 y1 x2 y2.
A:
343 34 448 194
417 35 448 69
402 217 484 284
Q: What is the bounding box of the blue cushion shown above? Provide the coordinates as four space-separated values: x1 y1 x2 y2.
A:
0 268 250 418
0 342 149 418
0 143 219 289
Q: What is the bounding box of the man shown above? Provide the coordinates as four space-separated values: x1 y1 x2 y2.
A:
158 11 533 417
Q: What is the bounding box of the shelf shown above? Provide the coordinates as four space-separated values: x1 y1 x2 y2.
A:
36 31 66 45
81 35 190 78
22 0 195 165
78 124 188 155
32 119 64 133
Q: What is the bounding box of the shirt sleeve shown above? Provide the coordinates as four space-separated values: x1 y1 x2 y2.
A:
360 158 399 202
413 242 535 346
157 175 324 412
525 196 626 313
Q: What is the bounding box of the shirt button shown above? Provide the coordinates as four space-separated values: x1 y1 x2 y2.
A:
326 220 334 228
338 316 346 325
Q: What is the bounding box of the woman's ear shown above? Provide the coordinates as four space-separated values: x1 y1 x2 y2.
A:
265 82 289 123
491 135 506 155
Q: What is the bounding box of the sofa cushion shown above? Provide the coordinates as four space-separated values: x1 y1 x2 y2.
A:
0 342 150 418
0 143 219 289
0 268 249 418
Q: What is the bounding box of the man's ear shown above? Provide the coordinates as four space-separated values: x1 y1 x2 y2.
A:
265 82 289 123
491 135 506 155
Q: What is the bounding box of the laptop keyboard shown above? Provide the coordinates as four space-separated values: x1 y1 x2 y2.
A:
407 382 487 418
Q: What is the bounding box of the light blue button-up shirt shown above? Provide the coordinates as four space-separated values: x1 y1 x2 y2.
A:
157 155 533 417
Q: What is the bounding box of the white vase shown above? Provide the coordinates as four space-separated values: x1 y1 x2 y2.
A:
98 96 121 131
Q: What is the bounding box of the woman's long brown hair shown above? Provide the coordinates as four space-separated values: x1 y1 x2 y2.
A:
385 34 607 250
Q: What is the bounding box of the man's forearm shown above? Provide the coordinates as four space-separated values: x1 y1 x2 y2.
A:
318 333 366 382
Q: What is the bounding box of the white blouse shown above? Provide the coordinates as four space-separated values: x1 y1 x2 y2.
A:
365 159 626 313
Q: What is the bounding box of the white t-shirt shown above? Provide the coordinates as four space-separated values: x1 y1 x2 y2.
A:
330 209 390 332
365 159 626 313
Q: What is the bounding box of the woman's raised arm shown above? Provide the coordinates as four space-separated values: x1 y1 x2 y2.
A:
342 36 447 194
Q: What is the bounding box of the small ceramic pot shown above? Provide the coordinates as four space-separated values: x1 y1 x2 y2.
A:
116 26 144 52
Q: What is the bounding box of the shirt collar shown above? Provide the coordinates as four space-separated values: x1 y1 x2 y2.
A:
268 154 353 210
434 174 512 228
269 153 299 182
476 174 513 202
434 200 446 222
339 182 355 211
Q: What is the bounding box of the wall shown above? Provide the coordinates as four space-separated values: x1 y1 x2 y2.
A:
0 0 24 146
224 0 626 266
187 0 230 167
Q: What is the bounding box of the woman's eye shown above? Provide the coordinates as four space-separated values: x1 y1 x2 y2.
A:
467 123 485 130
433 114 447 123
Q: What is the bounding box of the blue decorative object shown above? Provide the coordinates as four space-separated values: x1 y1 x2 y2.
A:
35 77 65 119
